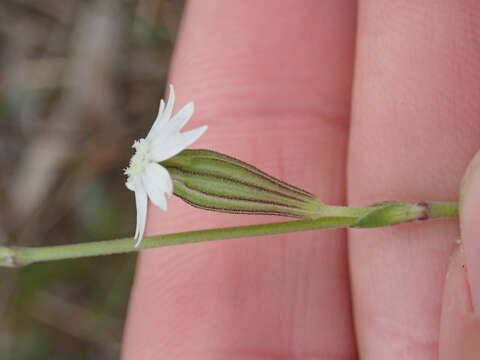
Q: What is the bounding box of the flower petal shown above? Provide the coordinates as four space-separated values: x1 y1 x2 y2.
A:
163 84 175 120
147 85 175 140
134 186 148 247
163 102 194 134
125 181 135 191
151 125 208 162
146 99 166 140
144 163 172 210
158 98 165 116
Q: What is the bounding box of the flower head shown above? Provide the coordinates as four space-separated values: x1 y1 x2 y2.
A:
124 85 207 247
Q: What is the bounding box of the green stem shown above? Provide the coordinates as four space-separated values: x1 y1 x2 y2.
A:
428 201 459 218
0 217 356 267
0 201 458 268
317 205 371 217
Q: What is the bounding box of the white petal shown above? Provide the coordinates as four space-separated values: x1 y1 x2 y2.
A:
147 85 175 140
151 125 208 162
144 163 172 210
163 84 175 121
125 181 135 191
134 186 148 247
146 99 166 140
158 99 165 116
163 102 194 134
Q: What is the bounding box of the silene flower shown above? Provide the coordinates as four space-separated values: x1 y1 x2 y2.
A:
124 85 207 247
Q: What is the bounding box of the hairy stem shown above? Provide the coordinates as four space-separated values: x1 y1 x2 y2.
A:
0 201 458 268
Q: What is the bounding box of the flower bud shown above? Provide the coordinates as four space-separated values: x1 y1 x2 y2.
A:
162 150 324 219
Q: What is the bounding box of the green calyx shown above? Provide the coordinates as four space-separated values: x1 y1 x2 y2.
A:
162 150 324 219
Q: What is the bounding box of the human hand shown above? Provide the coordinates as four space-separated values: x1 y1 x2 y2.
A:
122 1 480 359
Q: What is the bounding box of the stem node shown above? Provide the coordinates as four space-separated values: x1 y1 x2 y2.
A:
415 201 432 221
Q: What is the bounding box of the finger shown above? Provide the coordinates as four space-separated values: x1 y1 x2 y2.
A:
439 247 480 360
349 1 480 359
123 1 357 359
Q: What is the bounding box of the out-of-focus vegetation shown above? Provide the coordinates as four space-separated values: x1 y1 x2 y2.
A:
0 0 184 358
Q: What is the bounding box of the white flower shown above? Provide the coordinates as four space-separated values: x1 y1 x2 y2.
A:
124 85 207 247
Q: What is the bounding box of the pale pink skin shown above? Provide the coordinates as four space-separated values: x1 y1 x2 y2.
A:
122 1 480 359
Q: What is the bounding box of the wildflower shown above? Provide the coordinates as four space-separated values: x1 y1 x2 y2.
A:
124 85 207 247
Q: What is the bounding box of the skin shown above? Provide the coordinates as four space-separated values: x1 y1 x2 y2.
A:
122 1 480 359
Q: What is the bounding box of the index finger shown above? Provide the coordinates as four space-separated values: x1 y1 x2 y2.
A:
122 0 358 359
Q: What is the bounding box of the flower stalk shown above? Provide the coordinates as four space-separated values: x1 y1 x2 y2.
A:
0 200 457 268
3 88 459 268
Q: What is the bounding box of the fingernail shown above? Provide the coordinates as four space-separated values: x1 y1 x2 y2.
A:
460 150 480 313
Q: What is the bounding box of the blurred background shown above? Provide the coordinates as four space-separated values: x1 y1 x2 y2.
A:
0 0 184 358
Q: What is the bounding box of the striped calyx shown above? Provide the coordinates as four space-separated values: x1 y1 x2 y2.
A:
161 150 324 219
